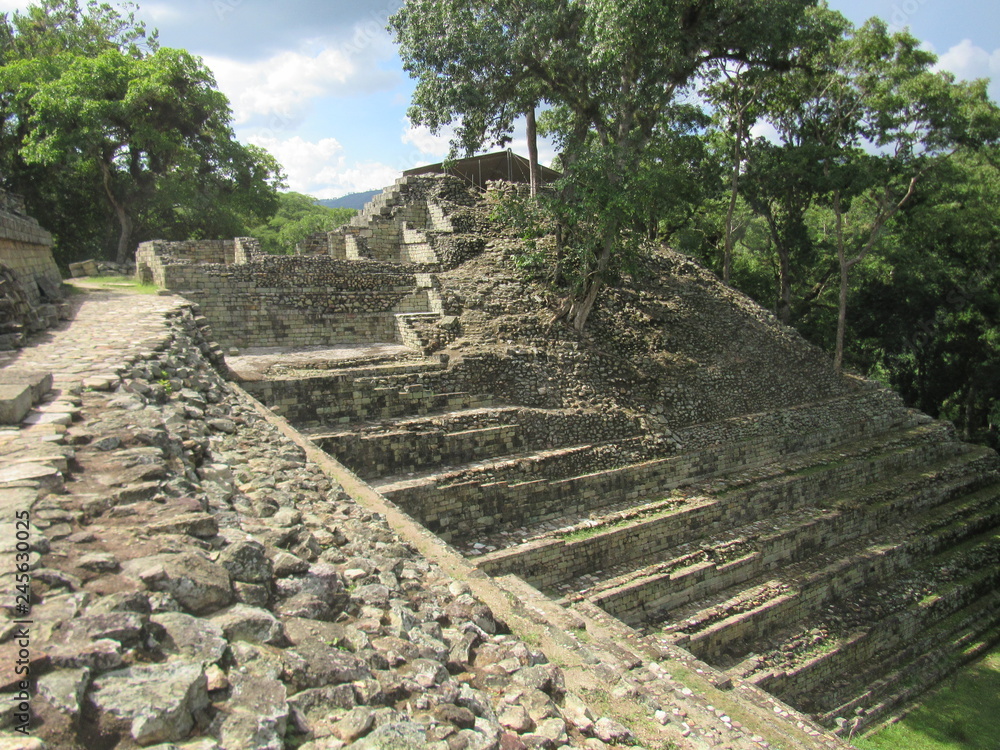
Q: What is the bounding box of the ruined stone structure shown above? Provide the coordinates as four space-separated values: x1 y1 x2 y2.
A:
0 191 64 349
135 175 1000 745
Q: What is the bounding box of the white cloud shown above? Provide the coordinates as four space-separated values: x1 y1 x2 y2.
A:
402 122 456 158
206 43 395 127
936 39 1000 102
248 134 401 199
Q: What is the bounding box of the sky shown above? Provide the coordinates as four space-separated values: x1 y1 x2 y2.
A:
1 0 998 199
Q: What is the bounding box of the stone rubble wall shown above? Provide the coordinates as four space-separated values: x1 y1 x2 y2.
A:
300 175 480 267
586 441 987 626
244 371 495 427
384 392 923 542
135 243 437 349
135 238 266 287
0 190 64 348
317 407 647 480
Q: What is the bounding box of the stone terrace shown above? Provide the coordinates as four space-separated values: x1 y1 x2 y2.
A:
230 176 1000 743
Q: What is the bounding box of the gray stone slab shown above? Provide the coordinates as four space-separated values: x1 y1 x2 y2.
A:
0 385 31 425
0 369 53 403
0 462 62 490
21 411 72 426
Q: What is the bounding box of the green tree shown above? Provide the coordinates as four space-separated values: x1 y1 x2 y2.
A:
392 0 819 331
0 1 157 260
390 0 546 194
0 1 283 264
251 192 356 255
746 15 1000 370
704 62 775 285
851 148 1000 442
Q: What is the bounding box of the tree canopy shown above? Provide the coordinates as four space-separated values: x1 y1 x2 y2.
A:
392 0 821 330
250 192 356 255
0 0 284 265
394 0 1000 444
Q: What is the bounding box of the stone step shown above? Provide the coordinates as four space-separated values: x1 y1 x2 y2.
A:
744 529 1000 720
250 371 494 427
818 599 1000 735
735 486 1000 683
373 442 601 494
391 411 951 543
299 360 446 381
312 405 646 482
657 457 1000 661
327 423 523 481
476 424 967 593
309 406 523 440
793 544 1000 731
652 456 996 640
314 407 528 479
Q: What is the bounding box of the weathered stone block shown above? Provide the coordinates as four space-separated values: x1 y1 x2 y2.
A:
0 385 31 425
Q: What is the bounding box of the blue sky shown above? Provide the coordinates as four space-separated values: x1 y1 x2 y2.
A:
1 0 997 198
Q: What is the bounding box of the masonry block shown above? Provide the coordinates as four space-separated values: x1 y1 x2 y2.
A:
0 384 32 425
0 369 52 403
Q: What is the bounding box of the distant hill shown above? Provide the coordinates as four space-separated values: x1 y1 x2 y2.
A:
318 190 380 211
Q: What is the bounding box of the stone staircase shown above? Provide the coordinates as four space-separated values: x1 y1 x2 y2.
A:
243 358 495 430
462 399 1000 735
254 365 1000 736
303 176 458 266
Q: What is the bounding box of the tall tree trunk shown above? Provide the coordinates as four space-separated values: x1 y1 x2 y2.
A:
115 212 135 266
762 211 793 325
100 159 136 265
777 245 792 325
568 235 614 331
963 383 987 441
833 189 848 373
835 241 849 373
552 222 564 286
526 106 540 198
723 114 743 286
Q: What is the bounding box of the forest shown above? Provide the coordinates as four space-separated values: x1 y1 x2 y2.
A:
1 0 999 445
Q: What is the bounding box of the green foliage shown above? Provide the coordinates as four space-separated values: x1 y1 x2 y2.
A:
848 147 1000 444
250 192 357 255
0 1 284 264
392 0 819 330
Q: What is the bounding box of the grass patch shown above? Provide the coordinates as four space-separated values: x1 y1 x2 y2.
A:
72 275 160 294
856 646 1000 750
560 506 676 542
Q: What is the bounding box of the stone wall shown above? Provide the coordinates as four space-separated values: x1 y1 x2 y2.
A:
300 175 480 267
0 192 60 307
135 238 266 287
136 241 434 349
377 391 918 541
317 406 648 480
0 190 63 348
